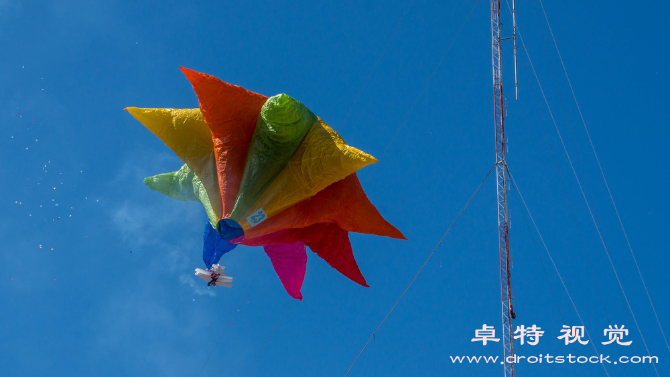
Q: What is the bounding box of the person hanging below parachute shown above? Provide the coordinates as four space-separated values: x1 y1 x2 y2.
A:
126 67 405 300
195 264 232 287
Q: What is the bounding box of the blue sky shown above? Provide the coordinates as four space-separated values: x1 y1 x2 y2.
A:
1 0 668 376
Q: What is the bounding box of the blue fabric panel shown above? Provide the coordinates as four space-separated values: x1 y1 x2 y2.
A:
218 218 245 241
203 221 237 268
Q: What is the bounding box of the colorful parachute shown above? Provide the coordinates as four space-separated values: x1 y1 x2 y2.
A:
127 67 404 299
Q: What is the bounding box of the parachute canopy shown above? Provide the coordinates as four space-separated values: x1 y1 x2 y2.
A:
127 67 404 300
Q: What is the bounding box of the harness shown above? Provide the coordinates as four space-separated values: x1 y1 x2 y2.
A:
207 272 219 286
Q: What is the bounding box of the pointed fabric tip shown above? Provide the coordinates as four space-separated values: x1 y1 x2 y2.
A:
242 223 368 287
179 67 267 127
143 164 219 227
303 224 368 287
244 173 405 241
126 107 222 221
264 242 307 300
143 165 199 202
180 67 268 218
236 119 379 229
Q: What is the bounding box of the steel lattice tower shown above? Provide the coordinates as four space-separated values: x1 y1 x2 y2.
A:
491 0 516 375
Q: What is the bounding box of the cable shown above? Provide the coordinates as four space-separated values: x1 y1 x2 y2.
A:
508 170 587 377
343 164 495 377
507 170 610 377
536 0 670 355
364 0 481 185
514 39 634 375
526 1 649 371
340 0 416 131
509 16 659 376
525 0 606 247
196 259 267 377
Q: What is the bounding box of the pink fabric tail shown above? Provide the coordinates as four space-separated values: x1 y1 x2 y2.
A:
264 242 308 300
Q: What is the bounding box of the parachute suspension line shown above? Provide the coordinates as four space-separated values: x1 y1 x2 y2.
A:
535 0 670 356
244 259 318 376
507 172 588 377
245 300 294 377
340 0 416 131
343 164 496 377
364 0 481 185
515 52 635 377
506 171 612 377
512 22 660 376
197 259 267 377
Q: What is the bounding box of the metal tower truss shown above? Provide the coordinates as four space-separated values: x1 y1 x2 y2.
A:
491 0 516 375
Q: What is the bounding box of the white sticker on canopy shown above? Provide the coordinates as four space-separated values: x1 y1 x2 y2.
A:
247 208 268 227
